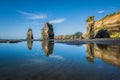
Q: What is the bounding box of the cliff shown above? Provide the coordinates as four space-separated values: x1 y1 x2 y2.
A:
95 11 120 38
41 22 54 40
55 32 82 40
82 11 120 39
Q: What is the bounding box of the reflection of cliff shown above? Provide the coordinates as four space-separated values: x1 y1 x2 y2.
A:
86 44 120 68
27 40 33 50
41 41 54 56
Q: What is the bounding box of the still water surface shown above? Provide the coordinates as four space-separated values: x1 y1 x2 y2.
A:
0 41 120 80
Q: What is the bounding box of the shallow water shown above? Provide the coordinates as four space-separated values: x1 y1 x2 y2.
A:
0 41 120 80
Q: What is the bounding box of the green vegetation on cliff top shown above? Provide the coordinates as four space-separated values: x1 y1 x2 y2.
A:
86 16 94 22
99 10 120 21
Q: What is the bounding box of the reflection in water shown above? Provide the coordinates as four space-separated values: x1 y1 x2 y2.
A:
85 44 120 68
0 42 120 80
27 40 33 50
86 44 94 63
41 41 54 56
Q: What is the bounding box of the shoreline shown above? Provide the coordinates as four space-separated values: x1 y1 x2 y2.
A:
0 38 120 46
55 38 120 46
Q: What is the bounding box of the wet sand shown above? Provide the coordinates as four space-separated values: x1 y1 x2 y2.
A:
0 39 120 45
55 39 120 46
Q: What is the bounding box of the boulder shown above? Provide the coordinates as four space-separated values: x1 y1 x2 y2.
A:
41 22 54 40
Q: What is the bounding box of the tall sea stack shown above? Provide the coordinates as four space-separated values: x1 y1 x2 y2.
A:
41 22 54 40
82 16 94 39
27 28 33 40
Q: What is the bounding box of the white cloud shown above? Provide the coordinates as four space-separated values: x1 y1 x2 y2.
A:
49 18 66 24
98 10 105 14
49 55 64 61
18 10 47 19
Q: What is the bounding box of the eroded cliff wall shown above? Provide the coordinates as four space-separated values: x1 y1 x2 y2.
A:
82 11 120 39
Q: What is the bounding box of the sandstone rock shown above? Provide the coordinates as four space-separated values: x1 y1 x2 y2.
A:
82 16 94 39
41 22 54 40
27 28 33 40
94 29 110 38
94 11 120 38
82 11 120 39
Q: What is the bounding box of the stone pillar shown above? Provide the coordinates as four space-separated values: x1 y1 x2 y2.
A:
82 16 94 39
41 22 54 40
27 28 33 40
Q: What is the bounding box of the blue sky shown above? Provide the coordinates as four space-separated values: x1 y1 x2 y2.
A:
0 0 120 39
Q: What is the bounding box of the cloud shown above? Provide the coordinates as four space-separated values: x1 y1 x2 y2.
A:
97 10 105 14
18 10 47 19
49 55 64 61
49 18 66 24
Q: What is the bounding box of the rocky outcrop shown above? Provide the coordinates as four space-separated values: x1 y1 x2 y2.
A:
94 11 120 38
41 22 54 40
82 16 94 39
94 29 110 38
82 11 120 39
27 28 33 40
41 41 54 56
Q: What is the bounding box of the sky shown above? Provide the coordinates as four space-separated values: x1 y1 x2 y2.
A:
0 0 120 39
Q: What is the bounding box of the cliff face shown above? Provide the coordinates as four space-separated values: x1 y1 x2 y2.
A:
41 22 54 40
82 11 120 39
27 28 33 40
94 11 120 38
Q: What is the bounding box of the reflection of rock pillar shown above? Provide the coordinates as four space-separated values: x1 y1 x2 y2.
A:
41 41 54 56
27 40 33 50
86 44 94 63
